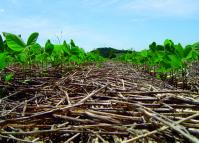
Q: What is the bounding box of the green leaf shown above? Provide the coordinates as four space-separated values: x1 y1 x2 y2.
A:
0 35 5 52
17 53 27 63
27 32 39 45
3 32 25 52
153 51 165 63
0 53 7 69
183 45 193 59
164 39 174 47
164 39 175 53
140 50 148 58
45 40 54 55
168 54 182 69
29 43 42 55
156 45 164 51
63 40 70 56
70 55 78 62
4 73 14 82
192 42 199 53
35 53 45 63
53 45 64 55
149 42 156 52
70 39 76 47
174 44 184 58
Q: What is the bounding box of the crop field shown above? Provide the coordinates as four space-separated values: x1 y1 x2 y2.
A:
0 33 199 143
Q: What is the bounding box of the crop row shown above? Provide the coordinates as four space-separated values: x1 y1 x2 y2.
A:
0 32 105 67
0 32 105 82
117 39 199 89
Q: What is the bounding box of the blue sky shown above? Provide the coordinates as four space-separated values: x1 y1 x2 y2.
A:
0 0 199 51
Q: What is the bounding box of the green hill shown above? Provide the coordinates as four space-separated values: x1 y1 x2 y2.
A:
90 47 132 59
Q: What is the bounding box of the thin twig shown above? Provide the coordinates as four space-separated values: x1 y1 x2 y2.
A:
123 112 199 143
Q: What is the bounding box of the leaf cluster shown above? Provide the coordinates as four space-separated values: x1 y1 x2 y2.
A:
0 32 105 71
117 39 199 78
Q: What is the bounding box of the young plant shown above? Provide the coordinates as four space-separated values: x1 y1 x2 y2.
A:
4 73 14 82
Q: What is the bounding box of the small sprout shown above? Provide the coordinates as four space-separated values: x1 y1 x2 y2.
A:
4 73 14 82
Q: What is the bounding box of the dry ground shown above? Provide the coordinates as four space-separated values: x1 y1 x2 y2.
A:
0 62 199 143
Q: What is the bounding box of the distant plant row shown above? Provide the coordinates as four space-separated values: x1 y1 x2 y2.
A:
117 39 199 88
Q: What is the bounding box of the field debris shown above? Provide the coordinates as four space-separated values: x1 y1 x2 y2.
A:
0 62 199 143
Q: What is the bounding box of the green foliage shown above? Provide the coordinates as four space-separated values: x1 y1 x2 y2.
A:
164 39 175 53
117 39 199 79
27 32 39 45
0 35 5 51
3 32 26 52
70 39 76 47
0 31 198 87
45 40 54 55
86 52 105 63
0 32 105 73
4 73 14 82
192 42 199 54
0 53 7 69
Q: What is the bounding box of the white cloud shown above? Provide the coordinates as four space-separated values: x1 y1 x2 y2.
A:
120 0 199 18
0 9 5 13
